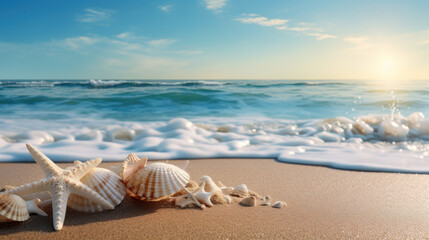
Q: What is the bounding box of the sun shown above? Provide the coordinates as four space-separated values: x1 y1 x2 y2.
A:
375 55 402 84
381 58 394 73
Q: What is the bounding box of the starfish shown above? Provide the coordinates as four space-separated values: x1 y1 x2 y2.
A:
173 182 205 209
5 144 114 230
195 188 215 207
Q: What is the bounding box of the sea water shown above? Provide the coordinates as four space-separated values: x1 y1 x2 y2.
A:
1 79 429 173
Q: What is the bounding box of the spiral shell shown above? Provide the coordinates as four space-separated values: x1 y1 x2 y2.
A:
197 176 222 193
125 162 190 201
68 163 127 212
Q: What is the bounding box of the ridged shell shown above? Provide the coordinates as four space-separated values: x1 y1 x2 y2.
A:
125 162 190 201
110 153 141 179
232 184 249 198
0 194 29 222
68 166 127 212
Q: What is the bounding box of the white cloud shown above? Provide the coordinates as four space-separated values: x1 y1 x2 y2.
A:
159 4 172 12
288 26 322 32
147 39 177 47
307 33 337 40
344 37 368 45
65 36 99 49
237 13 340 43
116 32 134 39
77 8 112 23
173 50 204 55
236 16 288 27
205 0 227 12
343 36 375 53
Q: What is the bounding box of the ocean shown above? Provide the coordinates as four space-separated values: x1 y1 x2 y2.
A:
1 79 429 173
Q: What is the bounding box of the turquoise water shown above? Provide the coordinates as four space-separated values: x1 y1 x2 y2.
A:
1 79 426 121
1 79 429 173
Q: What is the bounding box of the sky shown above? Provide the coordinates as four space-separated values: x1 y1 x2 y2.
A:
1 0 429 80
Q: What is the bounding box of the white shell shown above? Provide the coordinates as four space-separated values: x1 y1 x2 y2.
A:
232 184 249 198
0 194 47 222
223 195 232 204
239 196 257 207
261 196 271 206
125 162 190 201
197 176 222 193
272 201 287 209
68 164 127 212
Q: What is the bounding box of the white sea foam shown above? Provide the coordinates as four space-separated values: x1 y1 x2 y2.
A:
89 79 125 87
1 114 429 173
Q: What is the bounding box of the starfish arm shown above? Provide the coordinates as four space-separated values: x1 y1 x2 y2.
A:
26 144 62 175
51 185 70 231
70 182 114 210
69 158 102 180
196 192 214 207
180 195 204 208
5 179 50 196
192 182 205 194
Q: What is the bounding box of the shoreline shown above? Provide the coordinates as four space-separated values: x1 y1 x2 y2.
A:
1 159 428 239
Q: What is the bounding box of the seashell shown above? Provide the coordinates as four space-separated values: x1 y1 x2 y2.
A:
261 196 271 206
272 201 287 209
197 176 222 193
0 194 47 222
239 196 257 207
110 153 142 179
232 184 249 198
125 158 190 201
223 195 232 204
122 154 148 181
68 161 127 212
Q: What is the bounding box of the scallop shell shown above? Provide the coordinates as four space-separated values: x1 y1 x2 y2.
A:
110 153 141 179
68 162 127 212
272 201 287 209
239 196 257 207
232 184 249 198
0 194 47 222
125 161 190 201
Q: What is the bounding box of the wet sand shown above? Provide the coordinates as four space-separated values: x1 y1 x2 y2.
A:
1 159 429 239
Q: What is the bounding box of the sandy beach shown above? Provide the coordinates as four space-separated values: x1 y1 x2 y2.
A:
0 159 428 239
